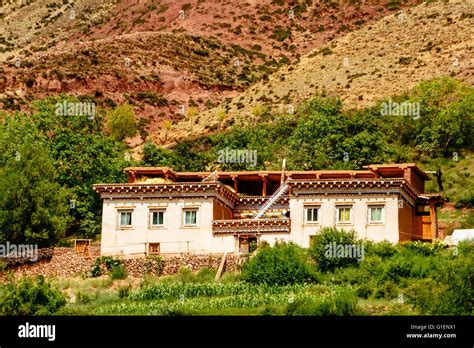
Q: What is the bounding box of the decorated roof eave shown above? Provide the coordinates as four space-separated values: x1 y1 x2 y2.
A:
288 178 422 202
93 181 238 208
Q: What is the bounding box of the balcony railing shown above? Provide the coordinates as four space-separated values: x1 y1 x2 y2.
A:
212 218 290 235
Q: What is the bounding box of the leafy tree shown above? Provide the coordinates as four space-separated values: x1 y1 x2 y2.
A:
216 109 227 130
0 142 70 246
288 112 347 169
143 140 175 167
0 98 130 240
309 227 361 272
186 106 198 134
162 119 173 144
107 104 137 141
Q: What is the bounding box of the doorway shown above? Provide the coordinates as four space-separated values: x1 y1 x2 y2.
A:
239 236 258 254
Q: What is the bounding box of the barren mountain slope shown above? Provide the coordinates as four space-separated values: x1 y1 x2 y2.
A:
1 0 423 141
165 0 473 144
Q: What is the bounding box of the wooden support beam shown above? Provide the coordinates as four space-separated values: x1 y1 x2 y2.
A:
261 175 267 196
232 176 238 193
430 204 438 240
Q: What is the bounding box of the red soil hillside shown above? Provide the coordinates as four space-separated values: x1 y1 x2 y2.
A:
0 0 422 143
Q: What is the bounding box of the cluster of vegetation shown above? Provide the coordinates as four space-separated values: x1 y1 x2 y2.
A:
2 228 471 316
0 78 472 249
238 228 473 315
90 256 127 280
0 96 130 246
143 78 473 207
0 275 66 315
145 254 164 276
240 242 316 285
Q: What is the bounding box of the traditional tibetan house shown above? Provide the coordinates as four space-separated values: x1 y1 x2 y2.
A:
93 164 443 256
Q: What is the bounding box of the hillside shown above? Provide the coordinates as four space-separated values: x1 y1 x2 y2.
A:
167 0 473 144
1 0 423 144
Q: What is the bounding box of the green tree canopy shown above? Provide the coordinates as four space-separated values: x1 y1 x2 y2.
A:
107 104 137 141
0 142 70 247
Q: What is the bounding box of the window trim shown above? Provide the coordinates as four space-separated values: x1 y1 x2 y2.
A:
183 208 199 227
149 209 166 229
117 209 134 229
336 205 353 225
367 204 385 225
304 206 320 224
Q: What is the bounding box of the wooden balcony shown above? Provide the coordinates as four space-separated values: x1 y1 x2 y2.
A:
212 218 290 235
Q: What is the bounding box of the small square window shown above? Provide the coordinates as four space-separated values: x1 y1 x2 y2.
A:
148 243 160 254
368 205 385 224
336 206 352 224
118 210 133 227
305 207 319 223
150 210 165 226
183 209 198 226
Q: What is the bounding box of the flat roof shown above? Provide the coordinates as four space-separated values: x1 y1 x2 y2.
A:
124 163 429 181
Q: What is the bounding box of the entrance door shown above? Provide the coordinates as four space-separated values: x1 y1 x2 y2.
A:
239 236 258 254
239 237 249 254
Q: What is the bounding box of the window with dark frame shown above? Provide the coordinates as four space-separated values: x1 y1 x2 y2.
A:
184 209 198 226
305 206 319 223
336 205 352 224
118 210 133 227
151 210 165 226
368 205 385 223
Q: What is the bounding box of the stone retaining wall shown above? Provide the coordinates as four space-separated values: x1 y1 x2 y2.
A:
2 247 241 279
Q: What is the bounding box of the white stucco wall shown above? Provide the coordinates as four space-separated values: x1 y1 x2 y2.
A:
101 198 235 256
100 195 401 256
288 195 400 247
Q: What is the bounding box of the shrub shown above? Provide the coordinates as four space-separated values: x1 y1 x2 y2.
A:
458 240 474 256
241 242 316 285
145 255 164 275
356 282 375 299
136 92 168 107
460 211 474 229
75 290 93 304
118 284 132 299
379 255 414 282
286 288 359 316
195 267 216 282
0 260 7 272
402 247 473 315
433 253 474 315
261 305 284 316
364 240 398 259
309 227 362 272
401 240 447 256
373 281 398 300
404 278 441 314
110 264 127 280
91 256 127 279
0 275 66 315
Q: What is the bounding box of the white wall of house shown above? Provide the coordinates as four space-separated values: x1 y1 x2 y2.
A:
288 195 400 247
100 195 401 256
101 198 235 256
